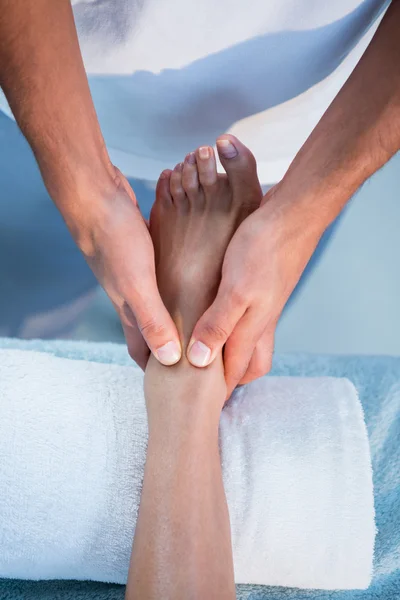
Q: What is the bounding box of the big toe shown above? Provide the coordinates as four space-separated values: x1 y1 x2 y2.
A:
216 134 261 201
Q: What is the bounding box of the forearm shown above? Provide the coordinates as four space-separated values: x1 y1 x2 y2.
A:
0 0 116 232
126 358 235 600
270 0 400 231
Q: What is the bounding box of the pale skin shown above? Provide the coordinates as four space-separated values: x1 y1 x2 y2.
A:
0 1 399 390
126 142 261 599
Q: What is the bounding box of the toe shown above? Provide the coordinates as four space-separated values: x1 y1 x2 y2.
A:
195 146 218 192
182 152 200 200
155 169 173 206
170 162 187 206
216 134 261 203
151 169 172 231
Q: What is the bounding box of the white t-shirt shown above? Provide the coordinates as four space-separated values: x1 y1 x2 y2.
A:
0 0 390 184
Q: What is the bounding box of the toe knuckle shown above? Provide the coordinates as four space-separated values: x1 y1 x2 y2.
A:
183 180 198 192
204 178 218 190
172 188 185 199
188 181 199 191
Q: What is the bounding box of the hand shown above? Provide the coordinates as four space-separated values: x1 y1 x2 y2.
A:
73 169 182 369
186 185 324 396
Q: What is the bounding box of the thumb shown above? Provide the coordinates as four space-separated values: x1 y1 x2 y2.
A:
126 279 182 366
187 289 247 367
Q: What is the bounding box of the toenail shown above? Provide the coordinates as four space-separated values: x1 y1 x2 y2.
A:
186 152 196 165
217 138 238 159
188 340 211 367
175 162 184 172
199 146 210 160
159 170 169 179
156 341 182 365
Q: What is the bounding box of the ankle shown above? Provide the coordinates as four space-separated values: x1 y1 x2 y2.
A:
144 353 226 427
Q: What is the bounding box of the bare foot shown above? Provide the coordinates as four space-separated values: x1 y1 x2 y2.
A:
149 135 262 350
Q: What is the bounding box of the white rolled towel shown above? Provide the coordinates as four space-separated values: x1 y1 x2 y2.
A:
0 349 374 590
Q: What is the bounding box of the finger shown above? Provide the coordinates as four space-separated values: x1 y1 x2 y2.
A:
122 275 182 366
187 286 247 368
111 298 150 369
238 326 275 387
122 319 150 370
223 309 266 398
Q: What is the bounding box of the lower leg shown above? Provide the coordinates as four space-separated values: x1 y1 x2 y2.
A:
127 303 233 599
126 140 261 599
128 356 233 599
128 265 232 599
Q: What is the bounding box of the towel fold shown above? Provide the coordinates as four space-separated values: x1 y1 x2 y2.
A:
0 348 374 590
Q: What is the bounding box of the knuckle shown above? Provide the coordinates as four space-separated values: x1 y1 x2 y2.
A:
243 347 273 382
258 350 273 375
228 285 248 308
260 360 272 376
241 364 268 384
263 313 279 330
254 365 269 378
227 358 249 385
231 366 248 385
240 373 256 385
139 319 166 340
260 333 275 357
201 321 229 343
264 356 273 373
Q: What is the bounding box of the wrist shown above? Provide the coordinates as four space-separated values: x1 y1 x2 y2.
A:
261 159 351 238
37 144 121 253
21 89 120 252
260 180 326 244
266 91 371 233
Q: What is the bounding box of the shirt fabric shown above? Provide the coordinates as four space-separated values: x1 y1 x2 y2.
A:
0 0 390 184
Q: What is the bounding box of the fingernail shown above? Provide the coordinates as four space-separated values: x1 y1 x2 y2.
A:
217 138 238 159
156 341 181 365
198 146 210 160
188 340 211 367
186 152 196 165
